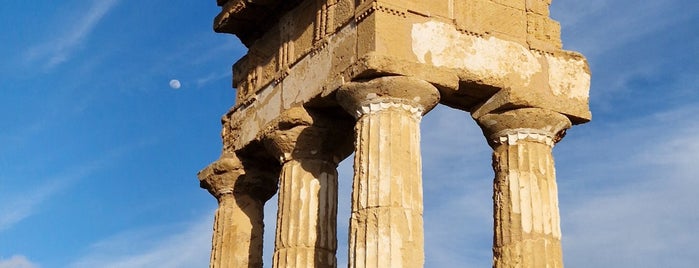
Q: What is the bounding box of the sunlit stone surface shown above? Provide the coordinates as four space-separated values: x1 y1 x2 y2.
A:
200 0 590 267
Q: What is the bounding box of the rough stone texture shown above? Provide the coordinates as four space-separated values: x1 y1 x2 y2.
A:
198 154 278 268
475 108 571 268
272 159 339 268
202 1 591 267
338 76 440 268
218 0 590 153
263 107 353 268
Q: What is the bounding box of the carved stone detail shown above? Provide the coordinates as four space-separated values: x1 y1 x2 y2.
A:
263 107 353 268
205 0 592 267
474 108 571 268
198 154 278 268
337 76 439 268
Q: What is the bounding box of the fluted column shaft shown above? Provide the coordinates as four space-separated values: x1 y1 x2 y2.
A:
274 158 338 267
264 107 353 268
475 108 572 268
211 192 264 267
338 76 440 268
198 155 277 268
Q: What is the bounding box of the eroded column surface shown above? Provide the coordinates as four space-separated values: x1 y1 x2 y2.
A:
198 154 278 268
474 108 572 268
264 108 353 268
337 76 440 268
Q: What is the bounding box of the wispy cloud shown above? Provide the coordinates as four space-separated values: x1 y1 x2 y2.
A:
553 0 697 57
68 216 212 268
0 162 99 232
414 104 699 267
0 142 141 232
0 255 38 268
559 105 699 267
23 0 120 70
552 0 699 114
196 70 231 88
0 178 65 232
331 102 698 268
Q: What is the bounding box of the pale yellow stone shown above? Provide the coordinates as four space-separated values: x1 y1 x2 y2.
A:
198 155 277 268
204 1 591 267
216 0 590 151
263 107 353 268
338 76 439 268
272 159 339 268
475 108 570 268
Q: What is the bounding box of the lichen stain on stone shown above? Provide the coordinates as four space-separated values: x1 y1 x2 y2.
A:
546 55 590 99
411 21 541 85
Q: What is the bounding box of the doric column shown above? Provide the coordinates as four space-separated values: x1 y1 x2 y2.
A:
264 107 353 268
474 108 572 268
337 76 440 268
198 154 277 268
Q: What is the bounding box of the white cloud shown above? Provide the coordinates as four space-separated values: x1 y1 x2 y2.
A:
549 0 699 115
416 104 699 267
69 217 212 268
24 0 120 69
0 143 140 232
0 255 38 268
195 71 230 88
0 179 66 232
0 162 102 232
559 105 699 267
553 0 697 57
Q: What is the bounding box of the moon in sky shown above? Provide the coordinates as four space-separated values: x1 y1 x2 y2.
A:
169 79 181 89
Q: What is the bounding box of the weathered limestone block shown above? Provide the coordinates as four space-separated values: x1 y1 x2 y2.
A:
526 0 552 16
332 0 355 32
410 20 588 122
491 0 526 10
263 107 354 268
337 76 439 268
474 108 571 268
454 0 528 40
388 0 452 19
526 12 562 51
198 154 278 268
223 21 358 152
213 0 307 46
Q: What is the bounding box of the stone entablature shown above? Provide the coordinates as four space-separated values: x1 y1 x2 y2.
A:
202 1 591 267
217 0 589 153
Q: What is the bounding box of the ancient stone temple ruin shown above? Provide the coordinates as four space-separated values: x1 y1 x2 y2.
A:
198 0 590 267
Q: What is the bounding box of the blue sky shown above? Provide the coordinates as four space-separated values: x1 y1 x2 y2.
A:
1 1 697 267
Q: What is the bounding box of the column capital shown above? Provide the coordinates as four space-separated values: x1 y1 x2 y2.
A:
198 153 278 202
474 108 572 147
263 107 354 165
337 76 440 118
